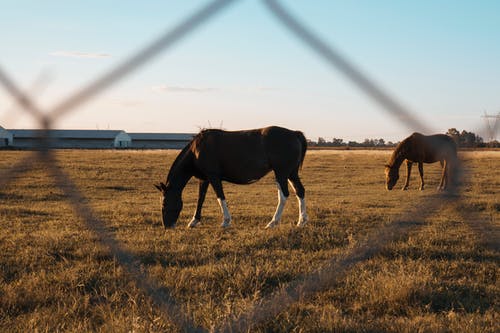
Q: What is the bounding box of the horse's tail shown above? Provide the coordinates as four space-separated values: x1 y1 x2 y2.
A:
296 130 307 169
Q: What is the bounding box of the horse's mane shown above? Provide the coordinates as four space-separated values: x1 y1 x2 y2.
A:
189 130 204 154
190 128 225 154
167 128 221 181
387 135 412 168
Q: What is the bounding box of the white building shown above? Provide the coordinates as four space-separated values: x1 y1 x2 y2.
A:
128 133 194 149
0 126 14 147
8 129 131 149
0 127 194 149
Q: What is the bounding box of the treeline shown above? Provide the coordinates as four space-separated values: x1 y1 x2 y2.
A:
308 128 500 148
308 137 397 148
445 128 499 148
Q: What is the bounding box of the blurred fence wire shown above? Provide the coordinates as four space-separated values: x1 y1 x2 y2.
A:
0 0 496 332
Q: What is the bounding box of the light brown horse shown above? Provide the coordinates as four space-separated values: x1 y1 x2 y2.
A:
385 132 457 191
155 126 308 229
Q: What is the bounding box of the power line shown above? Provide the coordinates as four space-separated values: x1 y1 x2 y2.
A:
481 111 500 141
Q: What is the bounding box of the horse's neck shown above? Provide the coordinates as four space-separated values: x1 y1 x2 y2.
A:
167 149 193 190
389 143 408 168
169 169 192 190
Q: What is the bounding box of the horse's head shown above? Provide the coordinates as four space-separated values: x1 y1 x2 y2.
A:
155 182 183 228
384 164 399 190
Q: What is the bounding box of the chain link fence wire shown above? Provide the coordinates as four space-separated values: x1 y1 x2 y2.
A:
0 69 52 128
0 0 497 332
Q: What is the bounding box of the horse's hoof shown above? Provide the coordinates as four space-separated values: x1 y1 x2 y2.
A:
187 218 200 228
296 219 307 227
265 220 278 229
401 186 409 191
221 219 231 228
296 214 308 227
419 187 424 191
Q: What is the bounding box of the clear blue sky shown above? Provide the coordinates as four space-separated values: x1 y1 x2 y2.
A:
1 0 499 142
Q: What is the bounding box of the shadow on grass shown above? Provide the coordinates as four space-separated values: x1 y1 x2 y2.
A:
247 226 348 252
380 244 499 264
413 283 496 314
101 185 135 192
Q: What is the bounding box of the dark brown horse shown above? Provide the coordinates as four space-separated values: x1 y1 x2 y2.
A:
155 126 308 229
385 132 457 191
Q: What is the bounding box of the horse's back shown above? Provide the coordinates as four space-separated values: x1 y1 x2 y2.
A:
407 132 457 162
195 126 303 157
423 133 456 155
192 126 306 183
261 126 306 170
193 128 266 164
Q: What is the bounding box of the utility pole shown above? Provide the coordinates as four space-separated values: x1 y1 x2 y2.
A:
481 111 500 142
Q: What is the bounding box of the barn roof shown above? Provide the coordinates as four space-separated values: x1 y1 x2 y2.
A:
0 126 13 138
128 133 194 141
9 129 126 139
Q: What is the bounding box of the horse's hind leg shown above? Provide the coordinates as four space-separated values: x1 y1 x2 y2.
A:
188 180 209 228
289 172 308 227
418 162 425 190
265 175 289 229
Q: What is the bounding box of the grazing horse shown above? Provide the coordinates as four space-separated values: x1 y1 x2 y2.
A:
155 126 308 229
385 132 457 191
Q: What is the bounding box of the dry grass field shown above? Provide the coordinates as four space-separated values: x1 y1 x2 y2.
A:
0 149 498 332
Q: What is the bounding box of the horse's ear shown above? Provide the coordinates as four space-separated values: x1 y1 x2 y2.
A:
154 182 167 193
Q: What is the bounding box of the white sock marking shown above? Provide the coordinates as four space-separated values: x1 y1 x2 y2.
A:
217 198 231 227
266 187 287 228
288 180 308 226
296 196 308 226
187 216 200 228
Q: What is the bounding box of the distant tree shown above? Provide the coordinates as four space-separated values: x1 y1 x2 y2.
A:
362 138 374 147
347 141 359 147
446 128 460 145
331 138 344 146
487 140 500 148
317 137 326 146
306 139 317 147
460 130 483 147
446 128 484 148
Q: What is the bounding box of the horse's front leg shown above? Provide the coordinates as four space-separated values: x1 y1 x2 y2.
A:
418 162 425 190
188 180 209 228
402 160 412 190
208 176 231 227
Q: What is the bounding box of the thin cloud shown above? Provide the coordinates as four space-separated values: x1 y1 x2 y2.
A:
49 50 112 59
151 84 216 93
229 86 278 93
109 98 143 107
151 84 277 94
